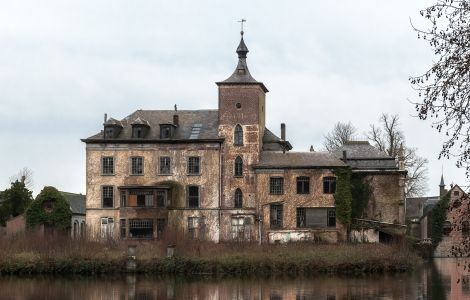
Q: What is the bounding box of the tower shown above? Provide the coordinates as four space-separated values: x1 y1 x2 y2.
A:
216 30 267 240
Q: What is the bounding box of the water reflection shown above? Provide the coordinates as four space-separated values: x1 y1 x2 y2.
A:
0 258 469 300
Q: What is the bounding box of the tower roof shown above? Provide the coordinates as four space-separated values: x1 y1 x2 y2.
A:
216 31 268 92
440 174 445 187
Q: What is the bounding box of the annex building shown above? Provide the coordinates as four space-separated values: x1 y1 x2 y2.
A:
82 32 406 243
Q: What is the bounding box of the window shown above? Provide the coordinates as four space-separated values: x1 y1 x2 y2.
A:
102 157 114 175
188 186 200 208
120 219 126 238
323 177 337 194
120 191 126 207
159 157 171 174
454 190 460 196
125 190 154 207
157 218 166 239
104 127 115 139
160 125 172 139
443 221 452 235
297 208 336 228
100 217 114 239
156 190 167 208
234 156 243 177
296 176 310 194
129 219 153 239
270 204 283 229
102 186 114 208
188 216 206 239
188 156 200 175
231 216 253 241
234 124 243 146
131 157 144 175
328 209 336 227
234 188 243 208
132 126 143 138
270 177 284 195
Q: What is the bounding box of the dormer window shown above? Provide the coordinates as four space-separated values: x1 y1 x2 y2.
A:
104 127 115 139
131 117 150 139
160 124 175 139
103 117 123 139
132 126 144 138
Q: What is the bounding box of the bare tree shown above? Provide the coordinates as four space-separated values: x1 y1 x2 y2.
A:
368 114 429 197
9 167 34 190
323 122 357 151
410 1 470 176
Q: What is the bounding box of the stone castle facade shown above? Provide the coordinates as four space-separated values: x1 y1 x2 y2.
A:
82 32 406 243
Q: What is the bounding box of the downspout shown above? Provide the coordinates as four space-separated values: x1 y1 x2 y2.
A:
218 143 223 243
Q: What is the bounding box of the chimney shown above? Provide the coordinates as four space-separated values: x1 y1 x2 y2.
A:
104 113 108 123
173 114 179 127
281 123 286 141
342 150 347 162
398 143 405 170
310 145 314 152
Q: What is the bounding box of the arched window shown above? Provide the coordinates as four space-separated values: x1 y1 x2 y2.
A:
234 156 243 177
73 221 78 239
234 125 243 146
235 189 243 208
80 221 86 237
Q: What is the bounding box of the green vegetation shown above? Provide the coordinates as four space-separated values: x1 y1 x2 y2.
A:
0 235 419 276
25 186 72 230
431 193 450 248
0 180 33 226
350 174 372 220
334 168 352 228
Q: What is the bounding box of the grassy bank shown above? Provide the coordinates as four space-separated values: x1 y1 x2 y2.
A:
0 235 420 276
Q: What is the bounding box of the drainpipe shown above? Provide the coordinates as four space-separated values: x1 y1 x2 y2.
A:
218 144 222 243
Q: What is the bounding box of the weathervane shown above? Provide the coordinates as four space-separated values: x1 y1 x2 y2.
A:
238 19 246 35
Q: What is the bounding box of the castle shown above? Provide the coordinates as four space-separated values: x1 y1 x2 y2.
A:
82 31 406 243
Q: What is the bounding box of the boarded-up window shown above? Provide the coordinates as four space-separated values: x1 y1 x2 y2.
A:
296 208 336 228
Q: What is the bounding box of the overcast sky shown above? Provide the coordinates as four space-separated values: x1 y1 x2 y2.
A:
0 0 466 196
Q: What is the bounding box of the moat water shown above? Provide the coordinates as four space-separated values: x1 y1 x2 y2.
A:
0 258 469 300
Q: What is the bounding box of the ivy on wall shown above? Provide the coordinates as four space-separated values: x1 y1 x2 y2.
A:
334 168 352 228
350 174 372 220
25 186 72 230
431 193 450 248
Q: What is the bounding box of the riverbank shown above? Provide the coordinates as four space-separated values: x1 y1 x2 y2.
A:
0 235 420 276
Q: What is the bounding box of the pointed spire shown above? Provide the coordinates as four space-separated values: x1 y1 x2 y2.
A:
440 173 445 187
216 28 268 92
236 32 249 58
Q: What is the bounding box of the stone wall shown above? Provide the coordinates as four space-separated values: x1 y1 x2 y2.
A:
256 168 342 243
85 142 221 241
365 174 405 224
435 186 470 257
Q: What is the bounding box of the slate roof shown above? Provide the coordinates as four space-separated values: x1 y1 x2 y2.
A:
216 34 268 92
334 141 398 170
83 110 221 142
61 192 86 215
254 151 346 169
262 129 293 151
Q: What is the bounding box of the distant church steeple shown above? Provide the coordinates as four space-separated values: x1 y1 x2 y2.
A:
439 172 446 198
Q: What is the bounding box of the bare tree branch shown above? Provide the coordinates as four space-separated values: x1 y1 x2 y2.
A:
323 122 357 151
